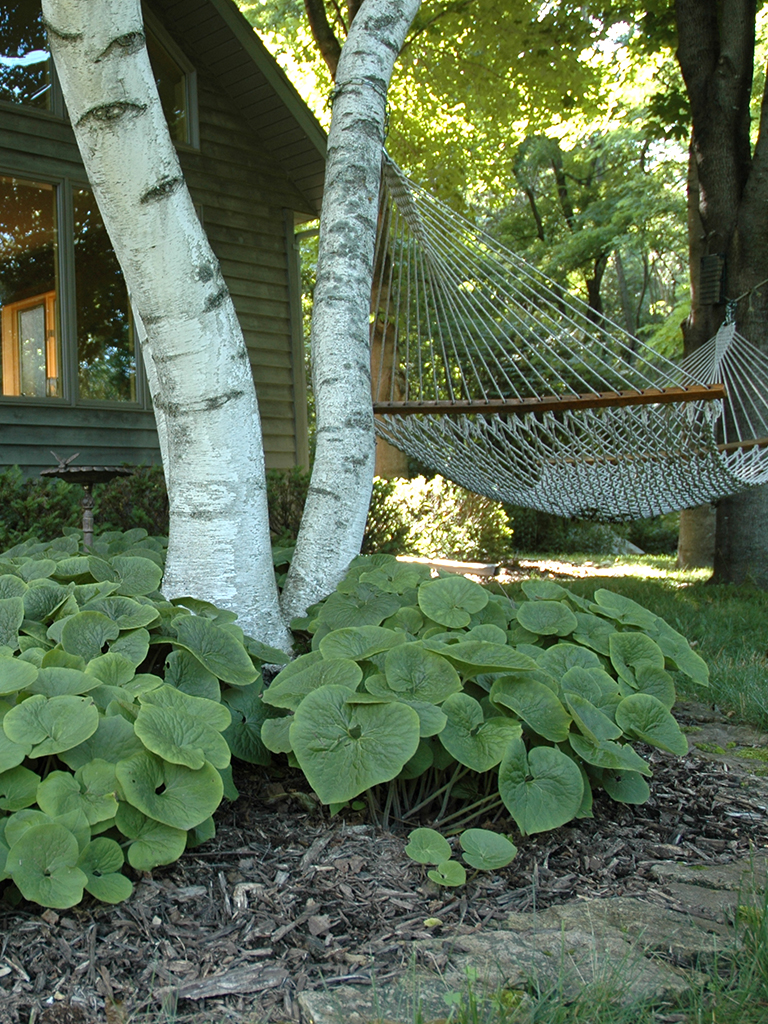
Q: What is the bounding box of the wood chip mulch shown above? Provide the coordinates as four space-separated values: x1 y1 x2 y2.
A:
2 710 768 1024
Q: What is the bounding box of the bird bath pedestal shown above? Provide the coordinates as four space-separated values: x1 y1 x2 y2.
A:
41 452 135 549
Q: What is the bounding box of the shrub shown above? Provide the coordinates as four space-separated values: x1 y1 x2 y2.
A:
266 467 310 543
270 554 709 839
361 477 412 554
388 475 513 562
0 529 287 910
0 467 83 549
96 464 169 535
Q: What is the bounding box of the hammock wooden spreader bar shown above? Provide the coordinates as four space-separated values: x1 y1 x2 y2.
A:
373 383 727 417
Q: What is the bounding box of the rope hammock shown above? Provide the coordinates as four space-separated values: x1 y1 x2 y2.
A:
370 155 768 522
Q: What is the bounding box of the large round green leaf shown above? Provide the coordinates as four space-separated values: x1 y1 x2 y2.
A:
289 685 420 804
6 823 87 909
317 587 401 629
37 771 83 818
115 802 188 871
568 733 652 776
78 837 132 903
428 861 467 887
417 576 488 628
405 827 451 865
60 611 121 661
172 615 258 686
22 582 70 623
650 620 710 687
319 626 407 662
381 644 462 703
615 693 688 755
261 715 293 754
591 590 659 630
601 770 651 805
537 643 601 676
83 595 160 630
110 556 164 597
560 667 603 704
564 692 622 743
520 580 570 602
498 739 584 836
516 601 577 637
433 641 538 677
51 556 92 582
116 750 223 829
0 597 24 650
84 653 137 688
222 687 279 765
135 686 231 769
490 678 572 743
609 632 665 685
0 730 31 773
3 694 99 757
109 628 150 667
0 765 39 810
164 649 221 702
0 575 27 600
58 714 144 769
460 828 517 870
134 703 230 769
263 653 362 710
571 613 616 656
74 760 120 824
439 693 521 772
632 665 676 709
27 666 103 697
0 657 39 696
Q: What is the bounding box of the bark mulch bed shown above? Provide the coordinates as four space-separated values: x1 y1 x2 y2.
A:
2 706 768 1024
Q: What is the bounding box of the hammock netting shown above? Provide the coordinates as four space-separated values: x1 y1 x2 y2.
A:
371 156 768 522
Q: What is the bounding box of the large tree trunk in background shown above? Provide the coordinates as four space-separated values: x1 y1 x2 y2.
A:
43 0 290 648
675 0 768 586
677 505 716 567
280 0 421 621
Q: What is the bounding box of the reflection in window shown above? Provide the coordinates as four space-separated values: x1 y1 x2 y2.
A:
74 189 136 402
0 2 52 110
146 29 189 144
0 177 60 397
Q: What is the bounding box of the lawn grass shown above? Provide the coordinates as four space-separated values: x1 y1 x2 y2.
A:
503 553 768 731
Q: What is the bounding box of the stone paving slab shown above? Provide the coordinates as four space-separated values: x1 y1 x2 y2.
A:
505 895 732 964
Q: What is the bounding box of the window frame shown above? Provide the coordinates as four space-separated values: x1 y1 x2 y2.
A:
142 7 200 151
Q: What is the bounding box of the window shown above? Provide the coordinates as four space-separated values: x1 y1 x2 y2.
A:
0 5 199 406
0 4 197 148
0 177 60 397
0 175 136 404
73 188 135 402
0 2 53 111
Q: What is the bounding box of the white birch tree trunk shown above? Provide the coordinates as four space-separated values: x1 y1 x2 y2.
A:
43 0 291 650
280 0 421 622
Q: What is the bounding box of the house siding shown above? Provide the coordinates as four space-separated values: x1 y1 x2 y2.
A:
0 0 317 477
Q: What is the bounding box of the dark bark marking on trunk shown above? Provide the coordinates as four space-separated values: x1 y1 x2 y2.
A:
202 390 246 411
96 32 145 61
77 100 147 127
42 20 82 42
140 176 184 204
203 287 230 312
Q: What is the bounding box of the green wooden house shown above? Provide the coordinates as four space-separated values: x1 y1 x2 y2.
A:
0 0 326 475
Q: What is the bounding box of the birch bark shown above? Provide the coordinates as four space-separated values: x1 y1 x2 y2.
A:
280 0 421 621
42 0 291 648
